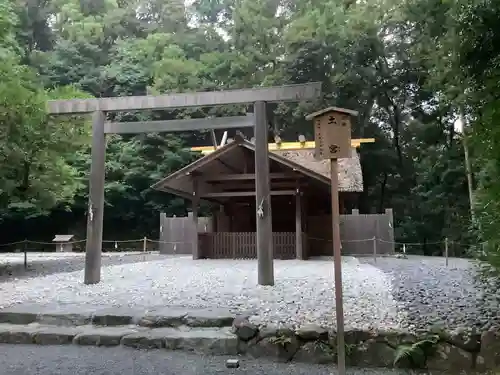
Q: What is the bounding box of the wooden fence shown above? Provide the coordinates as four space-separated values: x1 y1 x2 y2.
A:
307 209 394 256
159 213 212 254
159 208 394 258
199 232 297 259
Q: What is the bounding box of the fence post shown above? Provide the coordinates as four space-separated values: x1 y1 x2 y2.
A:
372 236 377 262
385 208 395 254
143 237 147 252
23 239 28 269
445 238 449 267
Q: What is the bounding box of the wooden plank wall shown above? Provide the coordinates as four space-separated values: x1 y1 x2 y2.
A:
159 213 212 254
307 209 395 256
159 209 394 257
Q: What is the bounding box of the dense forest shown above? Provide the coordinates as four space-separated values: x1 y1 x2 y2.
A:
0 0 499 265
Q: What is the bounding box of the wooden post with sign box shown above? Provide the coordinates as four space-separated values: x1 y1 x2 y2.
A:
305 107 358 375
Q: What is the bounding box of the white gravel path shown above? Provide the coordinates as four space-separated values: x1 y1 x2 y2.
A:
0 256 403 330
0 252 149 265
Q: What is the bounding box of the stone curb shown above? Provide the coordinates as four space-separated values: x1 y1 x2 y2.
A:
0 320 498 372
0 306 236 329
0 307 499 372
0 323 237 356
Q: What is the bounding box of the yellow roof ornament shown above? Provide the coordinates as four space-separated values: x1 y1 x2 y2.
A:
190 138 375 155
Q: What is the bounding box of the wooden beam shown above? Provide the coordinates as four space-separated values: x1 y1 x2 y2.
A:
210 130 218 149
103 115 255 134
191 178 200 260
220 131 228 147
212 181 306 190
192 138 375 154
47 83 322 114
254 101 274 286
204 172 298 182
303 192 309 259
330 158 346 372
84 111 106 285
296 188 304 260
201 190 295 198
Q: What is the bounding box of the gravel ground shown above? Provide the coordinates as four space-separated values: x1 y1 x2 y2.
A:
0 256 402 330
0 344 429 375
1 253 498 332
358 255 500 332
0 252 166 282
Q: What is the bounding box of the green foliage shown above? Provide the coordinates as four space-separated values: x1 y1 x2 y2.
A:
393 335 439 369
0 0 21 59
269 335 293 348
344 343 357 357
0 69 91 220
314 340 334 355
0 0 498 258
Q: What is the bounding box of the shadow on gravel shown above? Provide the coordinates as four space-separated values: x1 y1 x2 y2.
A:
0 254 166 283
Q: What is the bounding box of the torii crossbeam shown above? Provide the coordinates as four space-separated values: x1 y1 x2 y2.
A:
47 83 322 285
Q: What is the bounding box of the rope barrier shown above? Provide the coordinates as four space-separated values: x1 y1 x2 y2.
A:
308 236 375 243
377 238 443 246
102 239 144 243
146 239 192 244
0 236 488 248
0 240 28 247
0 235 489 272
27 239 87 245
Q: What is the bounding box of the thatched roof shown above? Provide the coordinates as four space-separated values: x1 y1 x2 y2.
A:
151 138 364 198
273 148 363 192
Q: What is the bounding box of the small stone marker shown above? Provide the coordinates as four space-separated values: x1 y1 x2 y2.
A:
225 359 239 368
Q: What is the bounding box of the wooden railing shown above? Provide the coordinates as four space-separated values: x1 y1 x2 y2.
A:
198 232 297 259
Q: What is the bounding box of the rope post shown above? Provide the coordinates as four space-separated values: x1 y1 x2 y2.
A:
23 239 28 269
143 237 147 252
372 236 377 262
445 238 449 267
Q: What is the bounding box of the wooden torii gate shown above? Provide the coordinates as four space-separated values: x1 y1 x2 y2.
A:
47 83 322 285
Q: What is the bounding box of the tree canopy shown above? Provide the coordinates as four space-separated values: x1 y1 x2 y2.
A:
0 0 499 266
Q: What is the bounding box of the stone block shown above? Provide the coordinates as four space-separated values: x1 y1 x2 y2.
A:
232 316 258 341
74 326 142 347
0 307 39 325
33 326 83 345
183 308 235 328
37 313 92 327
259 325 293 339
295 324 328 341
349 339 395 368
258 325 279 339
163 327 238 355
427 342 474 371
476 328 500 371
138 308 187 328
121 327 177 349
344 329 376 345
0 323 41 344
246 335 300 362
446 328 481 353
376 329 417 348
92 307 143 326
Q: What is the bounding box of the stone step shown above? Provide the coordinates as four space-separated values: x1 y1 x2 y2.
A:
0 323 239 356
0 305 237 329
0 321 495 372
